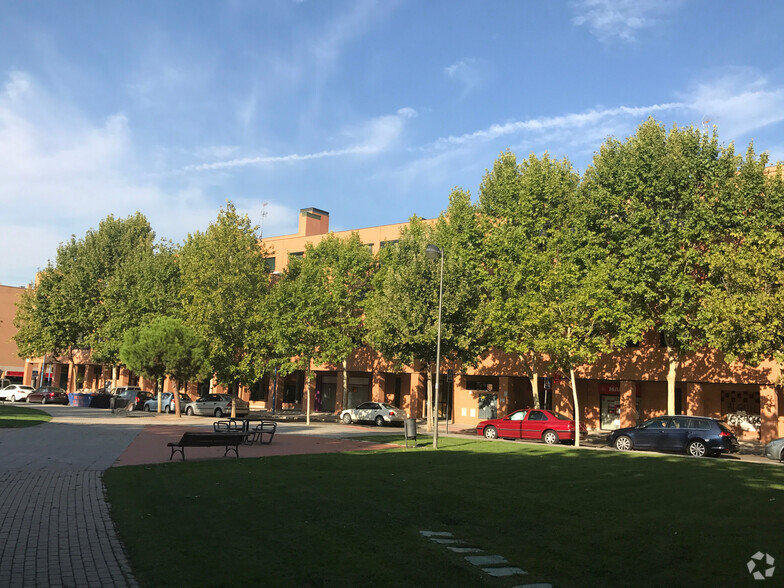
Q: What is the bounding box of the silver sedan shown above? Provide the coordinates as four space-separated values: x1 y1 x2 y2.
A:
340 402 407 426
182 393 249 418
763 438 784 462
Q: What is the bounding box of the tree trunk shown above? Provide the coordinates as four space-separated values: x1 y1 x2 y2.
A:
157 377 163 413
174 380 182 417
342 359 349 410
305 364 312 426
231 380 237 418
112 365 118 390
521 354 541 409
425 369 433 432
666 346 678 415
570 367 581 448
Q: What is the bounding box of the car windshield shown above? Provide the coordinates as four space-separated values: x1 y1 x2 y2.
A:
553 412 571 420
381 403 399 410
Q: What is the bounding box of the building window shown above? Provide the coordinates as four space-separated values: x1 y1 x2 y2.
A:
264 257 276 272
380 240 399 248
289 251 304 259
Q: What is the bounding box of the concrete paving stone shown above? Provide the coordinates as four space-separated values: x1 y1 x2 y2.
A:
512 584 554 588
466 554 508 566
430 538 465 544
419 530 454 537
482 567 529 577
448 547 483 553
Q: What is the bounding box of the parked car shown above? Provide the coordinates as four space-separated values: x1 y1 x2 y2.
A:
182 394 249 418
608 415 740 457
763 437 784 463
0 384 36 402
477 408 586 444
143 392 191 413
27 386 69 405
111 386 153 411
340 402 407 426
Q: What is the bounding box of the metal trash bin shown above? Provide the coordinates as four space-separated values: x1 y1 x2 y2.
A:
404 418 417 448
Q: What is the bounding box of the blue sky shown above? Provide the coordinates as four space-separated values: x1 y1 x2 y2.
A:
2 0 783 286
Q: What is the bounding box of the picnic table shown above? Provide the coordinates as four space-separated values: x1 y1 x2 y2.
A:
213 418 277 445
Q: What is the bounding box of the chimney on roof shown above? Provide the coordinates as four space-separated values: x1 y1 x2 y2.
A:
298 207 330 236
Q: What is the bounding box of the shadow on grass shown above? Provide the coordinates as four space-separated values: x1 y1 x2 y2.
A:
105 440 784 588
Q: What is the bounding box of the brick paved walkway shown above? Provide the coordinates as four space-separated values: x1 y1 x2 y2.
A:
0 471 136 587
0 414 142 588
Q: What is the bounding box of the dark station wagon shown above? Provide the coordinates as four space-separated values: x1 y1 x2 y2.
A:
608 415 740 457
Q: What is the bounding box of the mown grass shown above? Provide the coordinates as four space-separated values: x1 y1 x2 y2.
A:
0 404 52 428
104 438 784 587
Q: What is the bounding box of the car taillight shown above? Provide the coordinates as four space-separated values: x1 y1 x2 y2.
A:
389 411 395 417
227 401 232 408
720 431 733 438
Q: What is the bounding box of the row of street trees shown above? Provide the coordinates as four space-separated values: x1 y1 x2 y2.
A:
14 119 784 436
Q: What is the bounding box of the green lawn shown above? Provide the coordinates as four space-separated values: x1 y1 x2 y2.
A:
0 404 52 428
104 437 784 587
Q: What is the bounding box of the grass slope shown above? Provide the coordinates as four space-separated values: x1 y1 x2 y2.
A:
0 404 52 428
104 438 784 587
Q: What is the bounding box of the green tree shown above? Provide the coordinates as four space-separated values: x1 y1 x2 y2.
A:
14 213 157 389
179 202 269 416
91 242 181 368
119 316 207 416
580 118 746 414
479 151 580 406
366 193 485 431
700 161 784 368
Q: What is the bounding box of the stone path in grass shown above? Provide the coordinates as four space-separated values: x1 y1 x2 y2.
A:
420 530 554 587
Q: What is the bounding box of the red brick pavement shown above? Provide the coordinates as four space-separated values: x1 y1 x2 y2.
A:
113 425 395 466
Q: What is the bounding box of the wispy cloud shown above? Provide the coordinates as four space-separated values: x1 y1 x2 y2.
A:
185 107 417 172
444 58 488 96
428 102 686 150
571 0 678 42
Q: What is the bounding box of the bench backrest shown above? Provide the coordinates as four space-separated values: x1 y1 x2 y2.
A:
180 431 245 446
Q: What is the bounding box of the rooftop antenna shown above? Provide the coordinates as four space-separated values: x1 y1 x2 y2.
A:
260 201 268 239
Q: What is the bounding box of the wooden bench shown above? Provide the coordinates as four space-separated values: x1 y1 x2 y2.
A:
167 431 250 461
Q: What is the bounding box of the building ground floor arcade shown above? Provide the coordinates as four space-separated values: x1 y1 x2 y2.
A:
22 340 784 444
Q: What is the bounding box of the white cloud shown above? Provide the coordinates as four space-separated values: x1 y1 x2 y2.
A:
0 71 231 285
678 69 784 139
571 0 678 42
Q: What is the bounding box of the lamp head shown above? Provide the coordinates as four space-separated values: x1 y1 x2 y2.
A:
425 244 442 260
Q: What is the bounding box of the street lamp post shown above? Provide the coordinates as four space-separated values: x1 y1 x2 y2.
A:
425 244 444 449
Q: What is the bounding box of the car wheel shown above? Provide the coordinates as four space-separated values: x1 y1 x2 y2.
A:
9 395 15 403
483 426 498 439
614 435 633 451
779 448 784 463
143 404 150 412
214 408 223 418
542 430 559 445
342 413 352 424
41 397 46 405
186 406 194 416
688 440 707 457
164 405 170 414
375 415 385 426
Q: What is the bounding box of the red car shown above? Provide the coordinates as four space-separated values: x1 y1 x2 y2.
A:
476 408 586 444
